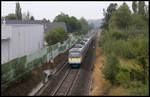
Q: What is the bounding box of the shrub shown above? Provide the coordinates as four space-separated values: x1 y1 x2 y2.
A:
116 71 130 87
98 38 103 47
45 27 68 45
109 29 124 40
102 53 121 84
98 30 108 47
129 81 149 96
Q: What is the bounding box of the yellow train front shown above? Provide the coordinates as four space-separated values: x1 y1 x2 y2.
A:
68 50 83 68
68 56 82 68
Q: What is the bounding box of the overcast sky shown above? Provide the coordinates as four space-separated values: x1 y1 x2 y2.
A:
1 1 149 21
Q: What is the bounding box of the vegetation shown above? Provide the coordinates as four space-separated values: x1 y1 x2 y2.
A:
132 1 138 13
30 16 35 20
4 13 16 20
99 1 149 96
45 27 68 45
3 2 35 21
102 53 120 84
15 2 22 20
22 11 35 20
53 12 81 33
78 17 89 35
53 12 92 35
101 3 118 30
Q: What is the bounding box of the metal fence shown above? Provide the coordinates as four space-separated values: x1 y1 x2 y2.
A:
1 36 81 87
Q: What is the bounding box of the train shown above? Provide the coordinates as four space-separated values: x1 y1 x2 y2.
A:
68 31 95 68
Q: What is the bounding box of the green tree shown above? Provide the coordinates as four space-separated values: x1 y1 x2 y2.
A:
53 12 81 33
30 16 35 20
138 1 146 15
27 11 30 20
47 19 51 23
53 13 71 32
4 13 16 20
79 17 89 35
45 27 68 45
22 11 30 20
102 53 120 84
132 1 138 13
101 3 118 30
15 2 22 20
110 3 132 30
143 4 149 25
88 23 95 31
70 16 81 33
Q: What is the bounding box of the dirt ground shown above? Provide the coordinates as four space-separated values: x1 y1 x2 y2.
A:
1 51 68 96
90 45 111 96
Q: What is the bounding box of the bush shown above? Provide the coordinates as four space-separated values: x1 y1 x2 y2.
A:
103 39 134 59
102 53 120 84
45 27 68 45
109 29 124 40
98 38 103 47
98 30 108 47
129 81 149 96
116 71 130 87
100 2 149 95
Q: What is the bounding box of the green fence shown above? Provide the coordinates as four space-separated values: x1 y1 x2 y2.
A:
1 36 81 87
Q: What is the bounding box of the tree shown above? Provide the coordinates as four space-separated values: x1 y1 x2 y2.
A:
27 11 30 20
138 1 146 15
53 12 81 33
88 23 95 31
47 19 50 23
70 16 81 33
15 2 22 20
102 53 120 84
4 13 16 20
144 4 149 25
22 11 31 20
110 3 132 30
78 17 89 35
53 13 70 31
30 16 35 20
45 27 68 45
132 1 138 13
101 3 118 30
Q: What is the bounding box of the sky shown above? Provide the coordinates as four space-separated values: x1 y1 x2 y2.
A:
1 1 149 21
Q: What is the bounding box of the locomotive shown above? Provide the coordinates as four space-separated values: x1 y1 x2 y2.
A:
68 31 95 68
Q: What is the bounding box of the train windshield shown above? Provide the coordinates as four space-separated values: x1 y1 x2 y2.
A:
69 53 81 58
73 44 82 48
79 41 85 45
83 38 89 41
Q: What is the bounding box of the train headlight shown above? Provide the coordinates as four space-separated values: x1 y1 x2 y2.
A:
80 57 82 61
68 58 71 61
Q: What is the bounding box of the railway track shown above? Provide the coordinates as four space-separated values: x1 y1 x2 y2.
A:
34 62 69 96
51 68 80 96
67 34 97 96
32 32 97 96
35 63 80 96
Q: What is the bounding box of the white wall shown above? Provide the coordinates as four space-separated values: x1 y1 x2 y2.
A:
1 24 44 64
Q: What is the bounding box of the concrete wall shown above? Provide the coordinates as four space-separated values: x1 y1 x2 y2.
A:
1 24 44 64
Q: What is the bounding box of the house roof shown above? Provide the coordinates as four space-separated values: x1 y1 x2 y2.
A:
1 20 67 32
1 20 44 24
44 22 67 33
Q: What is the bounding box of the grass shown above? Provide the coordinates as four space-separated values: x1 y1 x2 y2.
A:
108 86 130 96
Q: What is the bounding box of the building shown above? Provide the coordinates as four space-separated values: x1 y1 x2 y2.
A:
1 20 67 33
1 20 68 64
1 24 44 64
